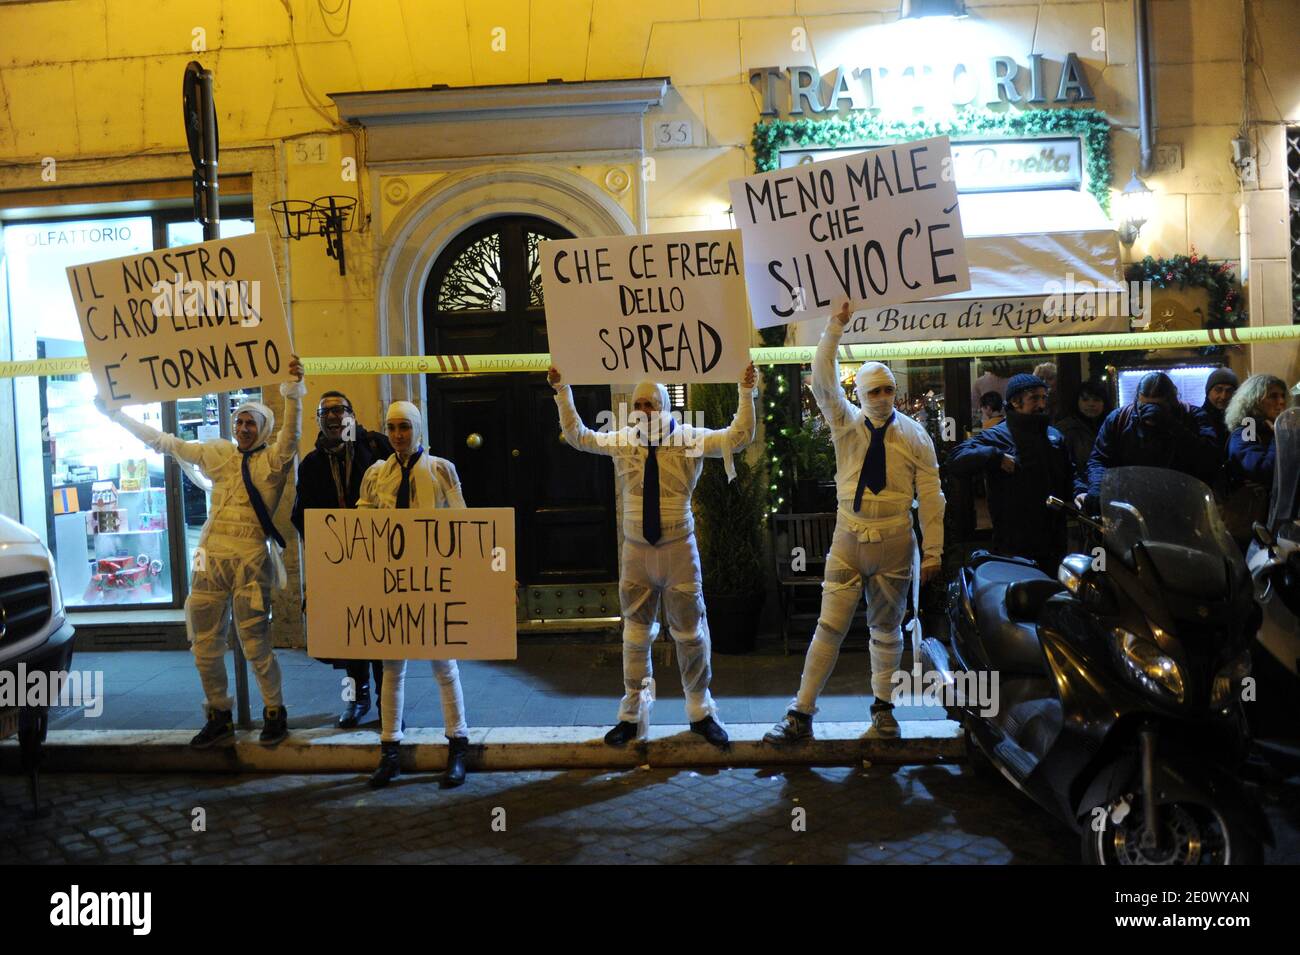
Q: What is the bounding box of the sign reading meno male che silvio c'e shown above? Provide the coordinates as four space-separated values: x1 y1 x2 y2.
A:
66 232 294 410
305 508 518 661
540 230 752 384
729 135 971 329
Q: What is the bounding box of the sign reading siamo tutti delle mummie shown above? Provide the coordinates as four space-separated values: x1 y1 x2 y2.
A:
729 135 971 329
305 508 517 661
65 232 294 410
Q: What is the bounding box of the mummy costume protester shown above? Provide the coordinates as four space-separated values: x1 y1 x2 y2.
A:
97 362 306 749
765 306 945 743
549 364 758 748
357 400 470 789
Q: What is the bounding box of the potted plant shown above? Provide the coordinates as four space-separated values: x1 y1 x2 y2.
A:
688 381 767 654
788 414 836 512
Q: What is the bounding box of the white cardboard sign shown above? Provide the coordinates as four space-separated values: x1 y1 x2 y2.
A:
66 232 294 409
306 507 518 661
729 135 971 328
540 230 752 384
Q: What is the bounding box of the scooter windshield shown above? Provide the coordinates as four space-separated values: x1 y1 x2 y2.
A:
1100 466 1239 567
1268 407 1300 532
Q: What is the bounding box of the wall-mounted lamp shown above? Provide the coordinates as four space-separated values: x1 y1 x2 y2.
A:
269 195 357 275
1116 171 1153 246
900 0 967 18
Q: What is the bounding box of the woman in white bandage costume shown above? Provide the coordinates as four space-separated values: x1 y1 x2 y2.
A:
765 302 945 744
548 363 758 748
357 400 471 789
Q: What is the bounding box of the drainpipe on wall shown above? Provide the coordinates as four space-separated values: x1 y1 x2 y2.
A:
1134 0 1154 175
1239 201 1251 286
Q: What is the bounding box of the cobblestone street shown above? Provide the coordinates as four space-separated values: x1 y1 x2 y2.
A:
4 764 1298 865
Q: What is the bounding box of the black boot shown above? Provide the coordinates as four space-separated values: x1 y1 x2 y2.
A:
369 741 401 788
604 721 639 747
442 736 469 789
337 681 372 729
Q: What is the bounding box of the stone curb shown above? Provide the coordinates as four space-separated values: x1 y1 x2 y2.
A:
1 721 963 773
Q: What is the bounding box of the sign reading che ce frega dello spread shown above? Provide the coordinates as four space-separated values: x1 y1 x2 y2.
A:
540 230 752 384
729 135 971 329
66 232 294 410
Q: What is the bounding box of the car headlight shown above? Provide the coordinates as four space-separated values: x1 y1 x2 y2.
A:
1113 628 1185 703
1211 651 1252 708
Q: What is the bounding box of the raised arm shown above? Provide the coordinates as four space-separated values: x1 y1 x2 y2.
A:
548 366 616 455
696 363 759 459
266 357 306 471
812 303 857 430
96 397 212 469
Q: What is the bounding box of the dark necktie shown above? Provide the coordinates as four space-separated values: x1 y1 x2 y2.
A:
396 448 423 509
643 443 661 545
241 447 286 548
853 412 895 512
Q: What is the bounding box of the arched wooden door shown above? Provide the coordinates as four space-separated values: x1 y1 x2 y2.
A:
422 215 618 586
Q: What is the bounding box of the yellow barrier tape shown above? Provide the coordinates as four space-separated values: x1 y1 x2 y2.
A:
1 325 1296 380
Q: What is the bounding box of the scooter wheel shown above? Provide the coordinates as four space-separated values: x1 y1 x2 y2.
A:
1082 796 1263 866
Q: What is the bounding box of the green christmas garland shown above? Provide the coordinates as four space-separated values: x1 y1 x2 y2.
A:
759 325 798 515
751 107 1112 213
1124 251 1246 328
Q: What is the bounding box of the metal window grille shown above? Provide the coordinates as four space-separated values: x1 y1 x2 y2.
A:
1288 126 1300 323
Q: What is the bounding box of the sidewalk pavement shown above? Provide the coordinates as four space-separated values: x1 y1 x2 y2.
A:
3 643 962 773
45 644 943 732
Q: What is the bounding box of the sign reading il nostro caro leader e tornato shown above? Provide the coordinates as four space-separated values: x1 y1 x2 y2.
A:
65 232 294 410
539 230 752 385
729 135 971 329
305 507 517 661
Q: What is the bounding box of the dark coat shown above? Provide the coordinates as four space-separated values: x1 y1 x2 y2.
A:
1201 401 1230 449
290 424 393 535
1085 401 1222 500
1226 424 1276 488
947 417 1079 571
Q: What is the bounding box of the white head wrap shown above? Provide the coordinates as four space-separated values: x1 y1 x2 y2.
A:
233 400 276 448
632 380 670 413
385 400 424 446
854 361 896 407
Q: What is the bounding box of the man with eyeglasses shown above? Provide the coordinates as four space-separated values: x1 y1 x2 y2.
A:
291 391 393 728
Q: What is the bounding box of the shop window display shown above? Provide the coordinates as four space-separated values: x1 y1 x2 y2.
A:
2 212 256 610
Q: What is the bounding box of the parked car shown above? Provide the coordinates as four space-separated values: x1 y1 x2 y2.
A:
1 512 76 814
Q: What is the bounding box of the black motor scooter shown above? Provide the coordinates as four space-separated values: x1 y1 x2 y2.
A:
921 465 1271 864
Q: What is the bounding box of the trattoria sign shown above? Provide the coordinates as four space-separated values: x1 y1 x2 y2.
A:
750 54 1094 116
